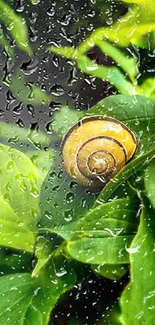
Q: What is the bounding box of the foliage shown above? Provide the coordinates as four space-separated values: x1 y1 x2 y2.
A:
0 0 155 324
49 0 155 98
0 95 154 323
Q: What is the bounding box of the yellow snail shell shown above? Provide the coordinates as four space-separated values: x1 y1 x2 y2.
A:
62 116 138 188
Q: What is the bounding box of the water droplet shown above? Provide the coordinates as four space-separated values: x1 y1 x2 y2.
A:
50 84 65 96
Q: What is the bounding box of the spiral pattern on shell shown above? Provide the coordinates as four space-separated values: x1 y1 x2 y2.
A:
62 116 138 188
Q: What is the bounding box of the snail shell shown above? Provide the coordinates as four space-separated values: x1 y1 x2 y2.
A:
62 116 138 188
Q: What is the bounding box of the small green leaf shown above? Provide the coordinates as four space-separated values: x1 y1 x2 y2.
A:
8 72 51 106
52 105 83 137
48 46 77 60
95 39 138 80
120 196 155 325
67 198 139 265
0 0 32 55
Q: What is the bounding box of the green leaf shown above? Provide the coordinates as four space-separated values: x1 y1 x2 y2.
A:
120 196 155 325
40 150 96 237
0 255 76 325
7 72 51 106
78 3 155 53
67 197 139 265
50 47 136 96
144 157 155 209
92 39 138 80
0 273 34 325
0 144 41 252
52 105 83 137
25 255 77 325
0 0 32 55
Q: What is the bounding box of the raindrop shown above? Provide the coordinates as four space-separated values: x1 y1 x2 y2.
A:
13 103 23 115
20 59 39 75
29 26 38 43
64 209 73 221
65 192 74 203
47 7 55 17
50 84 65 96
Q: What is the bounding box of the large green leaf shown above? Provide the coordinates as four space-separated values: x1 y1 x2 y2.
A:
0 255 76 325
0 273 34 325
0 144 42 252
120 196 155 325
67 197 139 265
25 255 76 325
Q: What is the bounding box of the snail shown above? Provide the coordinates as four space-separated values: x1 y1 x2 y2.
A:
62 116 138 188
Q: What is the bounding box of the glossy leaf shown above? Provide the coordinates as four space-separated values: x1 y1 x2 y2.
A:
0 273 34 325
0 255 76 325
25 255 76 325
120 196 155 324
0 0 32 55
52 95 155 153
67 198 139 265
0 144 41 252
